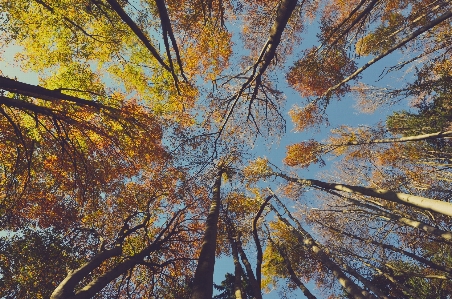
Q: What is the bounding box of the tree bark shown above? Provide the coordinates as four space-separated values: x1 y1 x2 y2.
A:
190 169 223 299
326 226 452 275
52 210 182 299
267 236 317 299
252 195 272 294
270 202 376 299
323 189 452 242
154 0 187 81
353 256 414 298
337 130 452 146
320 0 379 50
290 225 374 299
278 173 452 217
218 0 299 135
225 217 244 299
0 75 102 109
256 0 299 77
231 238 244 299
330 254 389 299
105 0 171 72
344 195 452 241
236 239 262 299
51 246 122 299
0 95 58 117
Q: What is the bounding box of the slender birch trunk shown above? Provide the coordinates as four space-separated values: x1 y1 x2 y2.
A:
346 195 452 241
326 226 452 275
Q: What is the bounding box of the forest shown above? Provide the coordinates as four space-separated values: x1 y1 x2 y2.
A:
0 0 451 298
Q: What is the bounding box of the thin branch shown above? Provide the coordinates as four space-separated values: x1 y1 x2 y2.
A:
320 10 452 99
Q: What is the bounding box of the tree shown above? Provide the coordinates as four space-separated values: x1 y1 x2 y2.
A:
1 0 452 298
213 273 255 299
0 229 79 298
190 167 224 299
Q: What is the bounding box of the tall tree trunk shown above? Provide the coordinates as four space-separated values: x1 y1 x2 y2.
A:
321 10 452 98
252 195 272 295
236 239 262 299
278 173 452 217
190 169 223 299
325 225 452 275
330 254 389 299
231 238 244 299
346 195 452 241
338 130 452 146
52 211 183 299
225 216 244 299
51 246 122 299
355 257 415 298
105 0 171 72
267 235 317 299
269 200 376 299
325 189 452 241
0 75 102 109
218 0 299 135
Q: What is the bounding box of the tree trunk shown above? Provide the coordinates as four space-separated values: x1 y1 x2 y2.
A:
322 10 452 98
278 173 452 217
268 237 317 299
231 239 244 299
337 130 452 146
0 75 101 109
345 195 452 241
270 204 376 299
190 169 223 299
330 254 389 299
52 210 182 299
324 189 452 242
105 0 170 72
226 220 244 299
51 246 122 299
327 226 452 275
256 0 299 76
236 239 262 299
252 195 272 294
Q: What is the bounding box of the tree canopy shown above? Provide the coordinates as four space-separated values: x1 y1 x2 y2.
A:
1 0 452 298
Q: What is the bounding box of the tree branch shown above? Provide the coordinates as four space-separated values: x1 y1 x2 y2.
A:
105 0 171 73
320 10 452 99
0 76 103 109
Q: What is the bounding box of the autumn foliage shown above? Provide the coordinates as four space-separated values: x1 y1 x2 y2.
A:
287 47 358 98
1 0 452 298
284 140 322 168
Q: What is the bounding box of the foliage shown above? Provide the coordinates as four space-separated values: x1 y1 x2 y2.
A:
287 46 358 98
0 229 80 299
1 0 452 298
